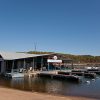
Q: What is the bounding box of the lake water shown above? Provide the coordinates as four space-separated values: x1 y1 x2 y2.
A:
0 76 100 99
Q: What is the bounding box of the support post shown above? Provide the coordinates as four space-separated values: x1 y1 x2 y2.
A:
18 61 20 69
33 58 34 71
60 63 61 71
1 60 5 74
24 59 26 69
48 63 49 71
55 63 56 71
12 60 15 73
35 57 37 71
41 57 43 71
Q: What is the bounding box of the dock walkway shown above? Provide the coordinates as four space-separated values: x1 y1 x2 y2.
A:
26 70 81 82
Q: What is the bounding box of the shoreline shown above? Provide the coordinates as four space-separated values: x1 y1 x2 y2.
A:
0 87 98 100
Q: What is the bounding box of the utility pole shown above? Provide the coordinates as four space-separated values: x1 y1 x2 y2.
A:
34 42 37 54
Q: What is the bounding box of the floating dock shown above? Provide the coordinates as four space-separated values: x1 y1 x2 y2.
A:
86 69 100 75
84 73 96 78
58 70 96 79
38 71 81 83
58 71 84 76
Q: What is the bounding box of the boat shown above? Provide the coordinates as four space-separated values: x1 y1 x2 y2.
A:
85 67 100 75
5 69 24 78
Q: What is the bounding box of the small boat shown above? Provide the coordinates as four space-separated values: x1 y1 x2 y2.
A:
5 69 24 78
85 67 100 75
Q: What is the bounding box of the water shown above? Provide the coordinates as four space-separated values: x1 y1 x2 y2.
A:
0 76 100 99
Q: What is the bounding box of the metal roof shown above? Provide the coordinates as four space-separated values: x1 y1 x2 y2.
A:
0 51 49 60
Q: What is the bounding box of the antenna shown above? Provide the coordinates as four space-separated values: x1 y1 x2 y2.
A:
34 42 37 53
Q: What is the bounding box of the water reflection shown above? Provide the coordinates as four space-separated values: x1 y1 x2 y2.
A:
0 76 100 99
11 78 25 90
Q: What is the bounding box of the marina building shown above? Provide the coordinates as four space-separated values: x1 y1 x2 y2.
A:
0 51 73 75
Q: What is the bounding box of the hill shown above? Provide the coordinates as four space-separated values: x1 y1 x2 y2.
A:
27 51 100 64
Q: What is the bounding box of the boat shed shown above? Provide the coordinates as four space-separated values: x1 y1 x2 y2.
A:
0 51 50 74
0 51 73 74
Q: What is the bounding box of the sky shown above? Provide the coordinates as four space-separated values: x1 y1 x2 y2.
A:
0 0 100 56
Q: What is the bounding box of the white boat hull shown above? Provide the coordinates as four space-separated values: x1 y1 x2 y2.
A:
5 73 24 78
